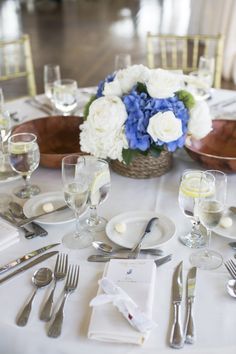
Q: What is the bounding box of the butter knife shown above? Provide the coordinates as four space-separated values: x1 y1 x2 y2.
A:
0 243 60 274
170 261 184 349
17 205 68 227
185 267 197 344
0 251 59 285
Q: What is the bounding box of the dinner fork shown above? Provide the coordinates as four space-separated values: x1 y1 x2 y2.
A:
224 259 236 279
47 265 79 338
40 253 68 321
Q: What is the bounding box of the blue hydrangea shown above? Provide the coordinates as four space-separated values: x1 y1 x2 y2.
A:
123 89 190 152
96 73 115 98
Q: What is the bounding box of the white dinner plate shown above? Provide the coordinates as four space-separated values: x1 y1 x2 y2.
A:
214 208 236 239
106 211 175 249
23 191 75 225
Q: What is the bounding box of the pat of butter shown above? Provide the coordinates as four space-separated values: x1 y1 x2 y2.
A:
114 222 126 234
42 202 54 213
219 216 233 228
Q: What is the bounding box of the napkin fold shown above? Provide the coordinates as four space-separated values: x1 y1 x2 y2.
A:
88 259 156 345
0 221 20 251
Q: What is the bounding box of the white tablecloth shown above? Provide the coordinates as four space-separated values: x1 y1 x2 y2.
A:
0 89 235 354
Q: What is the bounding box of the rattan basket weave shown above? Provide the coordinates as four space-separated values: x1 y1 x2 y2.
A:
110 150 172 179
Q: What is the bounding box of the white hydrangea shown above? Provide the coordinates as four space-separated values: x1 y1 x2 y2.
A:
146 68 183 99
147 111 183 143
188 101 212 139
80 96 128 161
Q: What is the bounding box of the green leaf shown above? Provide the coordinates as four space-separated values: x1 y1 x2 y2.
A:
122 149 138 165
83 94 97 119
176 90 195 110
149 145 163 157
136 82 148 94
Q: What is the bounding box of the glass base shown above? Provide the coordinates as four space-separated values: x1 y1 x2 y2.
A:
14 184 40 199
81 216 107 233
179 232 206 249
190 249 223 270
62 232 93 249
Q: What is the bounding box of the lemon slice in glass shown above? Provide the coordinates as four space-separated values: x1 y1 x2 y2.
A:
9 142 34 154
180 171 214 198
90 169 110 205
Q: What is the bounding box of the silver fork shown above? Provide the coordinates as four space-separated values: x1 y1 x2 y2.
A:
224 259 236 279
47 265 79 338
40 253 68 321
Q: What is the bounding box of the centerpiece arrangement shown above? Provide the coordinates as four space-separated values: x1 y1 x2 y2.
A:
80 65 212 178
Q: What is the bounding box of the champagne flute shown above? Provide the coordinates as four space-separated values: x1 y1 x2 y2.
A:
62 154 91 249
114 53 131 71
8 133 40 199
81 156 111 232
53 79 78 116
178 170 214 248
198 56 215 89
0 88 11 153
190 170 227 270
44 64 61 103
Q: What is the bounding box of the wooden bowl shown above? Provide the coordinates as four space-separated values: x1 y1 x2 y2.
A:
12 116 84 168
185 119 236 173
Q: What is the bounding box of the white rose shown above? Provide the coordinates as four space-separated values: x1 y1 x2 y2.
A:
80 96 128 161
188 101 212 139
146 68 183 98
115 64 150 94
147 111 183 143
103 80 122 97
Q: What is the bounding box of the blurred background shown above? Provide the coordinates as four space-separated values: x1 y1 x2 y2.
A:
0 0 236 95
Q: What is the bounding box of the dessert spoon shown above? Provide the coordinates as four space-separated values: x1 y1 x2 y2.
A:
92 241 163 256
226 279 236 298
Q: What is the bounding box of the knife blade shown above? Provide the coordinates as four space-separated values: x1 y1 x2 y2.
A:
169 261 184 349
0 251 59 285
0 243 60 275
185 267 197 344
17 205 68 227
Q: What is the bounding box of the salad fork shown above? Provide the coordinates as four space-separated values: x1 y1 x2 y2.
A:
224 259 236 279
40 253 68 321
47 265 79 338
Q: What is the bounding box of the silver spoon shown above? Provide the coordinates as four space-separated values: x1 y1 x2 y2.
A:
92 241 163 256
16 267 53 326
226 279 236 298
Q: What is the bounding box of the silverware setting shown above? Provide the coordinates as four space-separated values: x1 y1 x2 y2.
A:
169 262 197 349
25 97 53 115
224 259 236 298
92 240 163 256
87 254 172 266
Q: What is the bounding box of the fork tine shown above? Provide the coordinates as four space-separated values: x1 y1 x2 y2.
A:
74 266 79 287
54 254 59 271
64 254 68 273
224 262 234 278
224 260 236 279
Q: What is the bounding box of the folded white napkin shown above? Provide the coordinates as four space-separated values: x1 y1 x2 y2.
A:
88 259 156 345
0 221 20 251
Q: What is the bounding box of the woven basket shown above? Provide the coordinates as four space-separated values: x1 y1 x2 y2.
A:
110 150 173 179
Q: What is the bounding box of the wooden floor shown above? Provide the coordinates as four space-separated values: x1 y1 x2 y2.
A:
0 0 235 96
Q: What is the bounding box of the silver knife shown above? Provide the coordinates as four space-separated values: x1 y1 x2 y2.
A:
17 205 68 227
170 261 184 349
0 251 59 285
87 254 172 266
0 243 60 274
185 267 197 344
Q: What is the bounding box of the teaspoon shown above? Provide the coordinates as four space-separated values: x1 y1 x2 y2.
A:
92 241 163 256
16 267 53 326
226 279 236 298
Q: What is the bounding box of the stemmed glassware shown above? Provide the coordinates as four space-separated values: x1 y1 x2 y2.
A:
198 56 215 89
178 169 213 248
62 154 91 249
114 53 131 71
0 88 11 153
8 133 40 199
81 156 111 233
190 170 227 270
44 64 61 104
53 79 78 116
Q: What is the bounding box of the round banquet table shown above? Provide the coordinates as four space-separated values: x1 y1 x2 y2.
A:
0 88 235 354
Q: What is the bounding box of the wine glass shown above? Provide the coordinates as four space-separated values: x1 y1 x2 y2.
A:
44 64 61 103
190 170 227 270
8 133 40 199
53 79 78 116
178 169 214 248
81 156 111 232
114 53 131 71
0 88 11 153
62 154 91 249
198 56 215 89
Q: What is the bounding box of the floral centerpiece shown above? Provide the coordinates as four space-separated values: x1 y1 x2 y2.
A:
80 65 212 178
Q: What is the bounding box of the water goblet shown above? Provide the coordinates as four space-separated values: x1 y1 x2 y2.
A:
44 64 61 103
198 56 215 89
178 169 214 248
8 133 40 199
53 79 78 116
190 170 227 270
114 53 131 71
81 156 111 233
62 154 91 249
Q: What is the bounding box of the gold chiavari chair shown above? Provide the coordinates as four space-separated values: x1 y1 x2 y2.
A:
146 33 224 88
0 34 36 100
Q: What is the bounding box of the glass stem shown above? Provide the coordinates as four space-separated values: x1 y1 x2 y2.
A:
22 174 31 188
205 228 212 257
88 205 98 226
74 210 81 238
